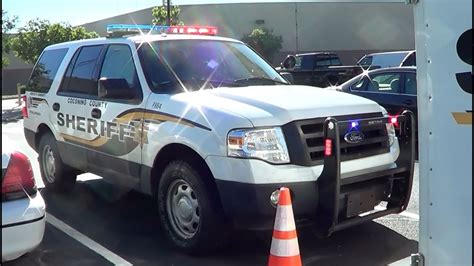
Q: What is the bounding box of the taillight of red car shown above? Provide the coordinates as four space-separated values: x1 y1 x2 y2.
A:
2 151 36 201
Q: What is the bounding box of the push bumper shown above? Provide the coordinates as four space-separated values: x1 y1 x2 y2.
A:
215 111 416 234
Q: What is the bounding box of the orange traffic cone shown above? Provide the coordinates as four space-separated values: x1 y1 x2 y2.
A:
268 187 302 266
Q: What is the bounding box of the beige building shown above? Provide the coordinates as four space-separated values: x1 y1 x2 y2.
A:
82 1 415 64
2 1 414 95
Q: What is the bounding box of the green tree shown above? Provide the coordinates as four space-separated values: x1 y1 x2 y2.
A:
10 19 99 64
242 27 283 63
152 5 183 26
2 10 18 67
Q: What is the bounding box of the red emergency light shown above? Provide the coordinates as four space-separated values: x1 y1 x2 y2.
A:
169 26 218 36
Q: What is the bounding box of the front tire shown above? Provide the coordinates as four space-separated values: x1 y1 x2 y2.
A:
157 160 229 254
38 133 77 192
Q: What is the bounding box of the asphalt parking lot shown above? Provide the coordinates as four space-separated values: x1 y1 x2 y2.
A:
2 117 419 266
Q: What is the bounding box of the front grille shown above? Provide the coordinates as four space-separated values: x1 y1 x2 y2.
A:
282 112 390 166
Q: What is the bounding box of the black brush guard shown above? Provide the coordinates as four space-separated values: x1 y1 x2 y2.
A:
313 110 416 237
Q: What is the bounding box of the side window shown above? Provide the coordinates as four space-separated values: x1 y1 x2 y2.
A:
60 45 103 95
404 73 417 95
99 44 140 93
402 53 417 67
368 73 402 93
28 48 68 93
358 56 373 67
350 77 368 91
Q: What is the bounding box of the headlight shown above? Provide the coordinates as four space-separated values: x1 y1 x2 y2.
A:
227 127 290 164
386 122 396 146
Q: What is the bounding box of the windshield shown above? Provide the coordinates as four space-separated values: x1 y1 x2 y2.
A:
137 39 287 93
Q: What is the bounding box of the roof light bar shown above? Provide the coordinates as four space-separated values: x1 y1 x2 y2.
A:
106 24 218 38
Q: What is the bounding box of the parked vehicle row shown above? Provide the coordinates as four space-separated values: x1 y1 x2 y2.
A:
277 50 417 86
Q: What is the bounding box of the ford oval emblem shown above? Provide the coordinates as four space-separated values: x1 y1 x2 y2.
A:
344 131 365 144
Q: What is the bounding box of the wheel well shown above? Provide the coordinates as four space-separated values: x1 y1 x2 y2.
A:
35 124 53 150
151 144 217 197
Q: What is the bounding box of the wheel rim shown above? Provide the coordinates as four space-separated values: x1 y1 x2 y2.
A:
42 145 56 183
166 179 201 239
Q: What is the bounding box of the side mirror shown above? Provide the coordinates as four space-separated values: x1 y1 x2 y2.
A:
282 55 296 70
98 77 136 99
280 72 294 84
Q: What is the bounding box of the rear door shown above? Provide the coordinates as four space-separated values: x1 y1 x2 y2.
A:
53 45 105 170
84 43 147 188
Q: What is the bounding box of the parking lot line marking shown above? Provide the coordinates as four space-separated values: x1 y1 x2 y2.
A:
374 206 419 221
46 212 132 266
399 211 419 220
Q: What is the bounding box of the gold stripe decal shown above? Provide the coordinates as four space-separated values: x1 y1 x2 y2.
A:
452 112 472 125
60 134 109 147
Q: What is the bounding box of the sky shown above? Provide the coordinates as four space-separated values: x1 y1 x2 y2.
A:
2 0 293 27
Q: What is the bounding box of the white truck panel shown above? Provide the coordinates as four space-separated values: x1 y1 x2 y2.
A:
415 0 472 264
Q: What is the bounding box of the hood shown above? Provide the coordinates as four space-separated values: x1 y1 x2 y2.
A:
174 85 384 126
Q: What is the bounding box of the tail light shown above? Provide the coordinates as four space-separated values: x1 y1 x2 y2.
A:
2 151 36 201
21 95 28 118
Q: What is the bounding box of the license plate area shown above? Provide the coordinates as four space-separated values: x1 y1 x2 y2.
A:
342 181 387 218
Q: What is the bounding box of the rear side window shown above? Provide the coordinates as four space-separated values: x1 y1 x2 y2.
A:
28 48 68 93
368 73 402 93
59 45 103 95
357 56 373 66
402 53 417 67
404 72 417 95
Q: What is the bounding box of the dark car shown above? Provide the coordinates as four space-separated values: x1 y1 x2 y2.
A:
336 66 418 158
336 67 417 117
277 52 363 87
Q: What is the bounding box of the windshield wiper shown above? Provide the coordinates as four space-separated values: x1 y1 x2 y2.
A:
233 76 289 85
180 78 245 89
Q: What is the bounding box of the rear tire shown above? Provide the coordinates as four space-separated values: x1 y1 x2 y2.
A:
157 160 229 254
38 133 77 192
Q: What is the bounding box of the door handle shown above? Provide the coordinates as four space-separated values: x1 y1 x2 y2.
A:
91 108 101 119
52 103 60 111
403 99 414 105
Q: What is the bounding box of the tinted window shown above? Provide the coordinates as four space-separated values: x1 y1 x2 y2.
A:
402 53 417 66
368 73 402 93
357 56 373 66
404 72 417 95
372 53 408 68
28 48 68 92
350 77 368 91
315 57 342 67
99 44 140 94
300 55 315 70
60 45 103 95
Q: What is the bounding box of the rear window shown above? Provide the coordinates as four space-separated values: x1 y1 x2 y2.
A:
27 48 68 93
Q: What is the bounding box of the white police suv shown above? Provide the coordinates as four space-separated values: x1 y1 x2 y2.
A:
22 24 415 254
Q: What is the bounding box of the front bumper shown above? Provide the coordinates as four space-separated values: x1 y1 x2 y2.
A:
213 112 416 234
2 193 46 262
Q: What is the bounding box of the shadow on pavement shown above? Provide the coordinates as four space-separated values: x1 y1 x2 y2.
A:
41 179 417 266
